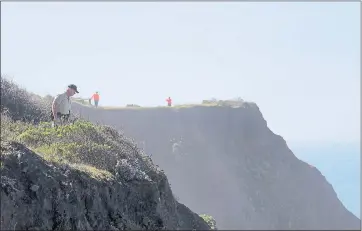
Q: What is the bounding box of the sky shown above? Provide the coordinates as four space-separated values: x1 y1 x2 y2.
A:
1 2 360 144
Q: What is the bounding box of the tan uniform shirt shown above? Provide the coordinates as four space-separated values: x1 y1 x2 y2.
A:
53 92 71 115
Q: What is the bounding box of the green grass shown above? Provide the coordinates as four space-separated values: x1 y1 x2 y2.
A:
1 114 123 180
20 120 119 169
0 114 32 144
0 77 156 182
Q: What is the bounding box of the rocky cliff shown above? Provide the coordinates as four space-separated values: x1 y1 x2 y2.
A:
72 103 361 230
0 78 210 230
1 140 209 230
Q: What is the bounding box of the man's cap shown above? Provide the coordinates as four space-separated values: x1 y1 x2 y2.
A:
68 84 79 93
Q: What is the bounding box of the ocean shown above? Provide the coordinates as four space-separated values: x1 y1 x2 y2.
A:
290 142 360 219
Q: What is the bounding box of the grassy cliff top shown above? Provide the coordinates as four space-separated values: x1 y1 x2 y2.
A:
1 114 154 181
0 76 157 181
72 97 254 110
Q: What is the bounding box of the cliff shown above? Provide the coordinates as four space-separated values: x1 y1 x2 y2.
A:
0 78 210 230
72 102 361 230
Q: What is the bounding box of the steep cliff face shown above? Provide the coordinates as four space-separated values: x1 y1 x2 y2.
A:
73 103 361 230
1 141 209 230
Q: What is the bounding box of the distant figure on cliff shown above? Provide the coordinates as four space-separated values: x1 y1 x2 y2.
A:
51 84 79 127
166 97 172 107
90 91 100 108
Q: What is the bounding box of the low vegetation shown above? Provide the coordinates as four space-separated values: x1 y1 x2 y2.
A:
1 76 217 227
1 76 52 122
200 214 217 230
1 114 153 181
72 97 91 105
0 76 152 182
74 96 247 110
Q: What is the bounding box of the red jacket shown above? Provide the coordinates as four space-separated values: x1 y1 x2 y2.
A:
91 93 100 101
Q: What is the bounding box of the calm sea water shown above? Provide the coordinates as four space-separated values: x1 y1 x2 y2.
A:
290 142 360 218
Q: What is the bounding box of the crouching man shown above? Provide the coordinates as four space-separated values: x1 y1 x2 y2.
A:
51 84 79 127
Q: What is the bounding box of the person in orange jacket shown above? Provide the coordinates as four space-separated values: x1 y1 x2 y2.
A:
90 91 100 108
166 97 172 107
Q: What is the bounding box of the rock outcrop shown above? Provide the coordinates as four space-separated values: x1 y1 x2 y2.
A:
1 141 209 230
72 102 361 230
0 77 210 230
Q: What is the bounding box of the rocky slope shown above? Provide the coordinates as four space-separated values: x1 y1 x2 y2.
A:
0 78 210 230
1 141 209 230
72 102 361 230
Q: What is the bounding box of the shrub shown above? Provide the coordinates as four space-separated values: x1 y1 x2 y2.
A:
73 97 91 105
16 120 120 171
1 77 157 183
1 76 52 123
0 113 31 142
126 104 141 107
199 214 217 230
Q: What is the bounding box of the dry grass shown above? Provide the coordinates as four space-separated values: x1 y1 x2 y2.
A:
69 163 115 180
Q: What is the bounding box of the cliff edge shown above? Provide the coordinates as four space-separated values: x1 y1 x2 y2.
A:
72 101 361 230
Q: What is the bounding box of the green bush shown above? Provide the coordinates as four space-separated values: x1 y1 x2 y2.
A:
0 78 156 182
17 120 119 171
199 214 217 230
1 76 52 122
0 114 31 142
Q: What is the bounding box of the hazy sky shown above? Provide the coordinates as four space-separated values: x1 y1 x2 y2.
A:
1 2 360 144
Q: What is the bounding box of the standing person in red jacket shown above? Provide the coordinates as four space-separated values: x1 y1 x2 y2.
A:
166 97 172 107
90 91 100 108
